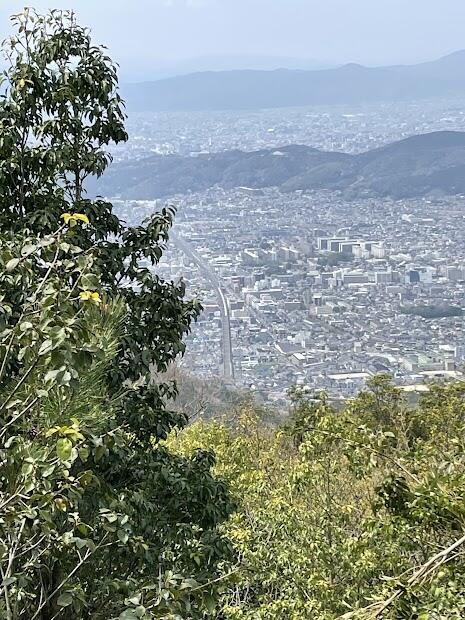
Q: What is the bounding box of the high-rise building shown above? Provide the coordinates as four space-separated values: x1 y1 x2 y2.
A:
371 244 386 259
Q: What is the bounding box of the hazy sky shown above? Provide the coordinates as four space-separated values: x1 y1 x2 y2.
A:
1 0 465 80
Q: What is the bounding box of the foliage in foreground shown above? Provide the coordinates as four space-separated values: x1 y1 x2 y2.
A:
0 218 235 620
0 8 234 619
171 377 465 619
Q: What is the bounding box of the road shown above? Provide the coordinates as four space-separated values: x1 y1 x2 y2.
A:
171 232 235 381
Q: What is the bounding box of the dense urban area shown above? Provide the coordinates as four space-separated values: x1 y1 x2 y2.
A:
113 97 465 159
109 98 465 403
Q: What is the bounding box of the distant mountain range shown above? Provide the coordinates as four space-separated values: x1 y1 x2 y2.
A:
121 54 333 82
92 131 465 201
122 51 465 112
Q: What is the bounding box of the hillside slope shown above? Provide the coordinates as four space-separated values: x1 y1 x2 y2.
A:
91 131 465 200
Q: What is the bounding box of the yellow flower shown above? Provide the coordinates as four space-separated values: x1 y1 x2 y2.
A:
17 78 33 90
79 290 101 304
61 213 90 227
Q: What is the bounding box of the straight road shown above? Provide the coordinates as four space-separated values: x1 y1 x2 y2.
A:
171 232 235 381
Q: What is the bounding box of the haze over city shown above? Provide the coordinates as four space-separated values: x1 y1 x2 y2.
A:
2 0 465 80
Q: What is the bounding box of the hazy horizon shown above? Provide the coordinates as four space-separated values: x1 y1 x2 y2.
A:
1 1 465 81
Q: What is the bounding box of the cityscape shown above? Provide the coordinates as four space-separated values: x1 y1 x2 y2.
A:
112 97 465 161
111 98 465 403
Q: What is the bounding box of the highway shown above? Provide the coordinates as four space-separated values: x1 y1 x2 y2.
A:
171 232 235 381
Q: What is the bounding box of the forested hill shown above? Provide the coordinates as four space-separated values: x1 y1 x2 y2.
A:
122 50 465 112
92 130 465 200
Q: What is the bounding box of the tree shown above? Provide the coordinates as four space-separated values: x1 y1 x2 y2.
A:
0 8 197 439
0 9 234 619
171 384 465 619
0 219 127 618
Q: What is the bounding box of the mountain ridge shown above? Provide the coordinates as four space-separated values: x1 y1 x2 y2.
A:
91 130 465 201
122 51 465 112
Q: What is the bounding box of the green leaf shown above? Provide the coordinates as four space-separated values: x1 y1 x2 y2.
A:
21 462 34 476
38 339 53 356
74 537 87 549
94 445 106 462
78 447 90 461
44 369 60 383
80 273 100 289
119 611 138 620
56 438 73 461
57 592 73 607
181 578 199 589
204 594 216 614
117 529 129 544
5 258 20 271
21 243 37 256
2 576 16 587
41 463 55 478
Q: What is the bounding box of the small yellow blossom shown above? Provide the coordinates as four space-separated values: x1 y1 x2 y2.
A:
79 290 101 304
17 78 33 90
61 213 90 227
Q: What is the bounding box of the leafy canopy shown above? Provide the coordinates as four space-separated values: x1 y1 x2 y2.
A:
0 9 234 619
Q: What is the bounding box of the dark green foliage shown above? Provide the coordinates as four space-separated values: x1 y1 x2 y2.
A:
400 305 463 319
0 9 234 619
0 9 202 441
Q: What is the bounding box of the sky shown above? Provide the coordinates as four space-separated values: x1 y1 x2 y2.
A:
1 0 465 81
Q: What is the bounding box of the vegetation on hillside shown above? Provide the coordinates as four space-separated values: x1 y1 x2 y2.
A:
90 132 465 201
171 377 465 619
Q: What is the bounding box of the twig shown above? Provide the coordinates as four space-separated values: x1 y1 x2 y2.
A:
0 396 39 438
0 362 39 414
30 534 110 620
340 531 465 619
188 567 242 594
374 531 465 618
306 426 421 484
